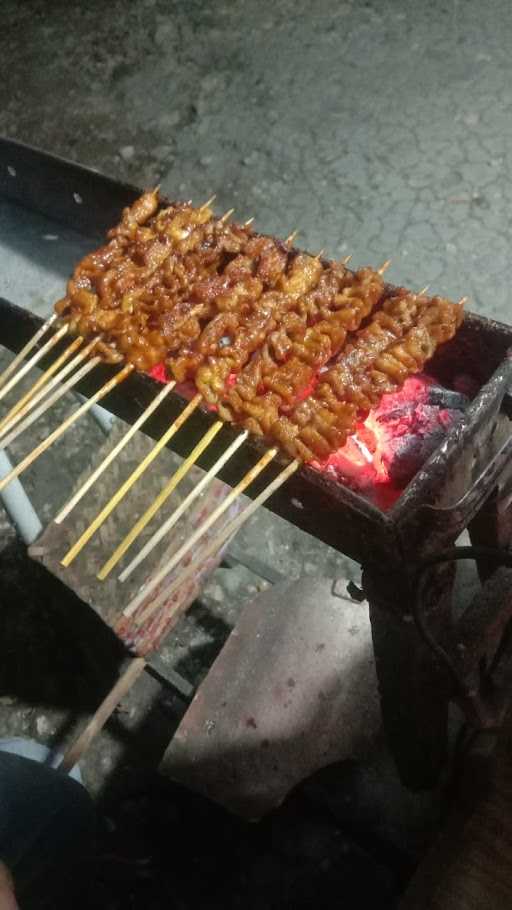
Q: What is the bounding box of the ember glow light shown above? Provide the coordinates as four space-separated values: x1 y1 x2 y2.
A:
314 374 466 510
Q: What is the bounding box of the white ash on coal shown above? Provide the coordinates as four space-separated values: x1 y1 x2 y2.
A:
317 375 468 510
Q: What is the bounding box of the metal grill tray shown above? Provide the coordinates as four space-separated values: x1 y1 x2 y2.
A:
2 136 512 569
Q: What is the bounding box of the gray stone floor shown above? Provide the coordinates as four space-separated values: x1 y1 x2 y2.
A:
3 0 512 321
0 0 507 885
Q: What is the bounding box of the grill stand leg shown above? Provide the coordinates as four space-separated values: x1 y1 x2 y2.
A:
363 561 456 790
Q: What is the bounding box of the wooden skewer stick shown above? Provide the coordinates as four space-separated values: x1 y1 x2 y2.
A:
314 249 325 261
0 334 84 437
218 208 235 225
54 381 176 525
123 446 278 619
285 230 299 246
59 657 146 773
0 323 69 404
62 449 284 769
342 254 353 265
61 393 202 567
119 430 249 583
418 286 430 296
377 259 392 276
97 419 224 580
0 363 133 494
0 339 101 450
133 458 300 627
0 312 57 392
199 194 216 212
244 217 255 227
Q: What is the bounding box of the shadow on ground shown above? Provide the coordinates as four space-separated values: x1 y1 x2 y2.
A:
0 535 418 908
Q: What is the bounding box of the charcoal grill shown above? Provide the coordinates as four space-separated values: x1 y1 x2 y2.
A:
2 136 512 789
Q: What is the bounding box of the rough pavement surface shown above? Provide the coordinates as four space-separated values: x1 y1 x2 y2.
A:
2 0 511 318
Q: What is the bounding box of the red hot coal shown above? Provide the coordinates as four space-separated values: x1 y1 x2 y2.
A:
316 374 468 510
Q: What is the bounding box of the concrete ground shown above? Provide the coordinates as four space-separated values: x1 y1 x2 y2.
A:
0 0 511 905
2 0 512 321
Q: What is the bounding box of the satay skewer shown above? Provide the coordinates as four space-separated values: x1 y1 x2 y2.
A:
0 323 69 403
0 337 102 448
0 363 133 493
218 208 235 225
123 446 278 618
59 460 293 772
119 430 249 582
377 259 392 276
61 393 203 566
0 334 84 437
59 656 147 773
0 313 57 392
199 195 216 212
129 457 299 625
54 380 177 524
97 419 224 579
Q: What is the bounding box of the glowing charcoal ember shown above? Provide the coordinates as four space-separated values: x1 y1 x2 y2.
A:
317 375 468 509
149 362 169 384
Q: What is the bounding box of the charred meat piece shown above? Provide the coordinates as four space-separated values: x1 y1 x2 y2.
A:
218 267 385 435
271 294 464 460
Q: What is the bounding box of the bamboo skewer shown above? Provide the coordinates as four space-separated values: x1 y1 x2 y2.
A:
97 419 224 580
0 343 101 451
0 363 133 494
0 323 69 404
123 446 278 618
131 458 300 626
60 459 295 770
0 313 57 392
0 335 84 438
218 208 235 225
119 430 249 582
59 657 147 773
377 259 392 276
199 195 216 212
54 380 176 524
61 393 203 567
